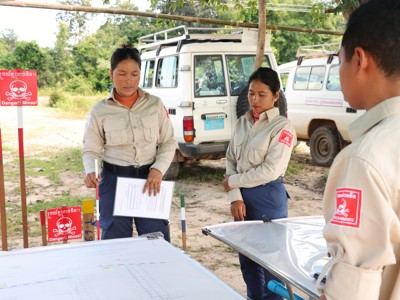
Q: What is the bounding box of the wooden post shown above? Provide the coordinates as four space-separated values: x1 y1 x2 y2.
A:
82 200 94 242
40 210 47 246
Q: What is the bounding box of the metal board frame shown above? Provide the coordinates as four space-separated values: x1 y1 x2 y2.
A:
203 216 328 299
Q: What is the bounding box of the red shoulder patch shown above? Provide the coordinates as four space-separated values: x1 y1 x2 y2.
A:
331 187 362 228
278 129 293 147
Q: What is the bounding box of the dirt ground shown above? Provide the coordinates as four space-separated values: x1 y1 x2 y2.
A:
0 98 328 297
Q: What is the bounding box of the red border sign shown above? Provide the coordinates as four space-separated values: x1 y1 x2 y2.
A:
0 69 38 106
47 206 82 242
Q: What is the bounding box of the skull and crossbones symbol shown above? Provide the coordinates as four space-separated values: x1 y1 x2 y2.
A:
5 80 32 101
336 199 350 217
53 217 77 237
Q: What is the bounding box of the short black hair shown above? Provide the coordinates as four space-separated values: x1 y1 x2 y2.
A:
110 44 141 71
342 0 400 76
248 67 280 94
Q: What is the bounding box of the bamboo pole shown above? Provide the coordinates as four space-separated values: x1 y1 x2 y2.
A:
0 1 344 36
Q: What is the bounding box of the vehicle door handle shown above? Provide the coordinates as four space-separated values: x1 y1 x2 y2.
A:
216 99 227 104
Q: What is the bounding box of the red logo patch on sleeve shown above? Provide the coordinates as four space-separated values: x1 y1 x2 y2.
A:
331 187 362 228
278 129 293 147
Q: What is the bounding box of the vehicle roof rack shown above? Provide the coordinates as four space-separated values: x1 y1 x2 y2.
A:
138 25 267 53
296 42 341 65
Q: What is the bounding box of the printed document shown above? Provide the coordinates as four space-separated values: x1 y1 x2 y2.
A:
113 177 174 219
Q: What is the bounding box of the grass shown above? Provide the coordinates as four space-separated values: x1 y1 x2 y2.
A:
54 94 106 118
177 163 225 183
2 146 93 249
4 147 83 185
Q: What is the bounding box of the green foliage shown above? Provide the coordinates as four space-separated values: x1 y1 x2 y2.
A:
177 162 225 183
64 75 96 95
49 88 68 107
49 89 104 116
0 0 350 94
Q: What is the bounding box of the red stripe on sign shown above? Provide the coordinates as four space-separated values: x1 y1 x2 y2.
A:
18 128 24 158
40 210 46 226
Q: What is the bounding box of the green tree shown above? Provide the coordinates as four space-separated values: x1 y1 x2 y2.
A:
43 22 73 87
57 0 93 44
6 41 47 87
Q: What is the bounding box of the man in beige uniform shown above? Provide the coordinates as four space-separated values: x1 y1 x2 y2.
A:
319 0 400 299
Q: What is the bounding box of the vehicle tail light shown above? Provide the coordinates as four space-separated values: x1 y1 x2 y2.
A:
183 116 195 142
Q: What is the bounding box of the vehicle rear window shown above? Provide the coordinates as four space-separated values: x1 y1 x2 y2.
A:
156 56 179 88
140 60 155 88
194 55 227 97
293 66 325 90
326 65 341 91
226 55 271 96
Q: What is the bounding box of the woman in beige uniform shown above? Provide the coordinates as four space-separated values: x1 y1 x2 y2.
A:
82 45 176 240
222 67 297 300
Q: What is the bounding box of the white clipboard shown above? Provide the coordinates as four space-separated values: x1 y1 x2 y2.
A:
113 177 174 219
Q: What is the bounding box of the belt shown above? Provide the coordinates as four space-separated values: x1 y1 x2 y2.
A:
103 161 151 177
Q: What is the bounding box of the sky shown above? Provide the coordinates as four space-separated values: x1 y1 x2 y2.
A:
0 0 151 48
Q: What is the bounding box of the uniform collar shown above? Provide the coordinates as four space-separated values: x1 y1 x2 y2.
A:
245 107 280 123
106 87 149 105
349 96 400 140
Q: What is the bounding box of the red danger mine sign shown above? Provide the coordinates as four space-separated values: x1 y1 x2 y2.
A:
0 69 38 106
47 206 82 242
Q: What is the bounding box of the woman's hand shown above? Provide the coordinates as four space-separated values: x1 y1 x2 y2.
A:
230 200 246 221
143 168 163 196
222 174 232 192
84 172 101 188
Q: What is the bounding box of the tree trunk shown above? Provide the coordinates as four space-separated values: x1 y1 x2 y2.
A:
254 0 266 70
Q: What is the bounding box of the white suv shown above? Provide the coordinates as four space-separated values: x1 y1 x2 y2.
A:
281 43 365 166
138 26 283 178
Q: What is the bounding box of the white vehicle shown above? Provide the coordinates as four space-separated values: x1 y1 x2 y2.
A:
281 43 365 167
138 26 284 178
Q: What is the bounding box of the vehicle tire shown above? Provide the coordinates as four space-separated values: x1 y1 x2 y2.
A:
236 84 250 118
163 162 180 180
236 85 288 118
309 126 340 167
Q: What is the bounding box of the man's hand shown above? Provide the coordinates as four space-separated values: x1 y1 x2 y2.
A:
84 172 101 188
230 200 246 221
143 168 163 196
222 174 232 192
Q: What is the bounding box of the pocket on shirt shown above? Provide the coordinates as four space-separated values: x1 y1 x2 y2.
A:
233 135 245 161
248 146 265 166
104 116 129 145
141 116 158 142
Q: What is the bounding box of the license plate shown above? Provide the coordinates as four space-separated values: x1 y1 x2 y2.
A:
204 119 224 130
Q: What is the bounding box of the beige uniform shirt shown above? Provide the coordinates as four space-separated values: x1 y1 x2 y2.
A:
321 97 400 299
82 88 177 175
226 107 297 202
